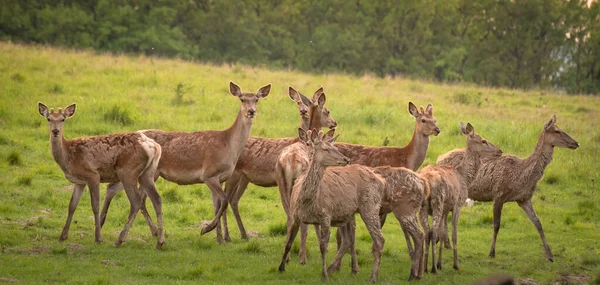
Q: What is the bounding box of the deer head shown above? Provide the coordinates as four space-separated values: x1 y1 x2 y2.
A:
542 115 579 150
229 82 271 119
38 102 76 137
299 128 349 167
460 122 503 158
290 87 337 130
409 102 440 136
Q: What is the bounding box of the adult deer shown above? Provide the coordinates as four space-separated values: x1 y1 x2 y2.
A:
276 102 439 262
219 86 337 243
38 102 164 248
437 115 579 262
99 82 271 242
419 122 502 273
278 128 386 282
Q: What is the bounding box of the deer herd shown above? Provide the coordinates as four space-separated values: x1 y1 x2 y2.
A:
38 81 579 282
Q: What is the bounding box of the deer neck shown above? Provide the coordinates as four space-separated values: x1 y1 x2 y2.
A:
303 105 321 131
225 110 254 159
298 153 326 205
404 127 430 171
49 132 69 172
456 148 480 185
523 131 554 181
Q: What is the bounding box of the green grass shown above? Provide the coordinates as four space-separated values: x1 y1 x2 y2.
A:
0 42 599 284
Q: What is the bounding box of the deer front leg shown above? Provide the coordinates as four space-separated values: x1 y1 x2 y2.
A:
318 221 332 281
60 184 85 242
517 198 554 262
279 219 300 272
139 174 165 249
115 181 142 247
88 182 103 243
489 199 504 258
229 174 251 241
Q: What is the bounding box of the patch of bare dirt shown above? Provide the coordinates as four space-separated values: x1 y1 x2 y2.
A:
247 230 263 238
517 278 541 285
551 274 592 285
0 277 18 283
67 243 84 251
101 260 119 266
2 245 50 255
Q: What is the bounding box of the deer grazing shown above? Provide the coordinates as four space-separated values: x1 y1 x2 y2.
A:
38 102 165 248
419 122 502 273
276 102 439 262
99 82 271 242
278 128 386 282
439 115 578 262
219 86 337 242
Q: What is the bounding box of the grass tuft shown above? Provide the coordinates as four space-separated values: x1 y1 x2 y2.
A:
545 174 560 185
103 105 134 125
162 189 182 203
453 91 482 106
17 175 32 186
7 151 22 166
268 223 287 236
242 239 263 254
11 73 25 82
49 83 64 94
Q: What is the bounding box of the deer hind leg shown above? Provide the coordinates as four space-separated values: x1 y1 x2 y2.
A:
139 172 164 249
396 213 425 281
278 219 300 272
360 209 384 283
100 182 119 228
451 207 461 270
200 177 228 243
418 203 431 273
517 198 554 262
60 184 86 242
489 199 504 258
88 181 103 243
114 179 142 247
436 212 449 271
230 174 250 241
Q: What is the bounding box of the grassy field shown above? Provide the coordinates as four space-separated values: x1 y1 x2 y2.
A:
0 42 599 284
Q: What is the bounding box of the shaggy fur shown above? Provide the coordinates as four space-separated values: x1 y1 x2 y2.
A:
38 102 164 248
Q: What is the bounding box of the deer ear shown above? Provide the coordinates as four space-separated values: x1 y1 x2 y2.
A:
322 128 336 142
425 103 433 115
38 102 49 117
256 84 271 99
544 115 557 130
460 122 474 136
408 102 419 117
310 128 320 143
316 93 326 107
312 87 324 102
289 87 301 102
298 128 310 145
64 103 76 118
229 82 242 97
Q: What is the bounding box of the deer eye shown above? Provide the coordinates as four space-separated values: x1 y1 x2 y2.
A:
421 119 426 123
482 140 488 144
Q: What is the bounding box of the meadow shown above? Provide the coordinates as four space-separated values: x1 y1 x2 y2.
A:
0 42 599 284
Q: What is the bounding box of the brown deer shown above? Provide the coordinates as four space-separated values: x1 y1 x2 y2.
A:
419 122 502 274
99 82 271 242
278 128 386 282
437 115 579 262
220 86 337 242
38 102 165 248
276 102 439 262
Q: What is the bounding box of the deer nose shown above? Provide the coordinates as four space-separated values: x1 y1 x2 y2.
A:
300 110 307 116
331 121 338 128
52 129 59 136
248 109 256 116
343 157 351 165
435 127 441 133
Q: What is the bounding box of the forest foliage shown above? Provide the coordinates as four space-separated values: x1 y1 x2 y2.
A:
1 0 598 94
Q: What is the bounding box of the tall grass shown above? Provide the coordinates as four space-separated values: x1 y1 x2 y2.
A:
0 42 599 284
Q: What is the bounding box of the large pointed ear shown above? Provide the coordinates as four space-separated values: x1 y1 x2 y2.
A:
298 128 310 145
230 82 242 97
312 87 324 102
256 84 271 99
408 102 419 117
38 102 49 117
310 128 321 143
460 122 474 136
544 115 557 130
288 87 301 102
322 128 337 143
316 93 326 107
63 103 76 118
425 103 433 115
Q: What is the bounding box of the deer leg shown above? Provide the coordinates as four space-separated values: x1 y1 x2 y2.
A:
349 218 358 274
489 200 504 258
200 177 228 242
517 199 554 262
88 182 103 243
419 204 431 273
436 212 449 271
114 181 142 247
396 213 424 281
318 221 332 281
400 218 415 259
139 173 164 249
278 219 300 272
451 207 461 270
298 223 309 264
100 182 119 228
444 218 451 249
59 184 86 242
138 192 158 237
360 209 384 283
328 222 352 274
229 174 250 241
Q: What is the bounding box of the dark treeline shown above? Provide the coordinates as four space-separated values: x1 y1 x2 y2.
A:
1 0 598 94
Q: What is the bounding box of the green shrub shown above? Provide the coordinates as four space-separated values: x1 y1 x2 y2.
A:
268 223 287 236
7 151 22 166
103 105 134 125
